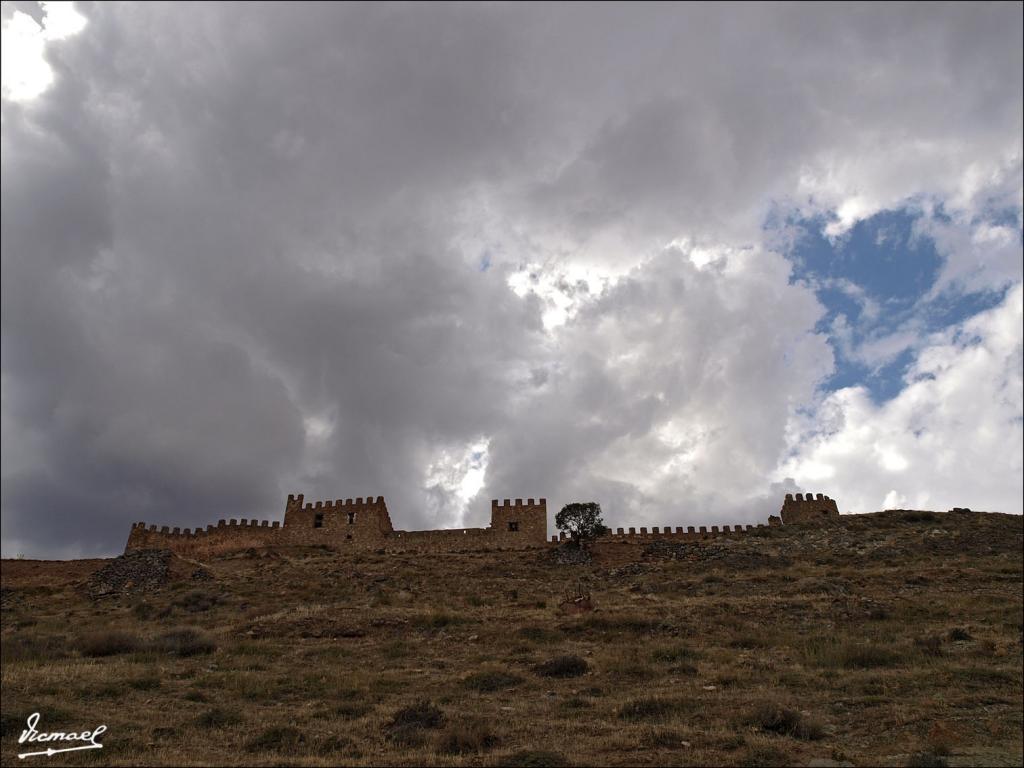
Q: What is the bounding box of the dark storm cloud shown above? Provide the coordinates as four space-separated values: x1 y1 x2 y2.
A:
2 2 1021 555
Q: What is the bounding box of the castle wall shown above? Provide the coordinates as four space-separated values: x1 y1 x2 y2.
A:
279 494 394 548
552 521 775 545
124 496 548 556
125 493 834 557
487 498 548 548
384 498 548 552
780 492 839 524
124 518 283 558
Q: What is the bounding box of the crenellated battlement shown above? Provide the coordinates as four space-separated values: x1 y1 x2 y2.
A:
125 492 547 556
124 492 838 558
551 520 774 544
491 497 545 509
130 518 283 536
125 516 284 556
299 495 387 512
780 492 840 524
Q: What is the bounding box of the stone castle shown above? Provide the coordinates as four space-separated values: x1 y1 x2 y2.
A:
124 491 839 557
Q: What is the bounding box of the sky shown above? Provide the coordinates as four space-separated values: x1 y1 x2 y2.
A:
1 1 1021 559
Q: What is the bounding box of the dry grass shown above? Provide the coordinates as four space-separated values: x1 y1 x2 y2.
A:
1 509 1021 766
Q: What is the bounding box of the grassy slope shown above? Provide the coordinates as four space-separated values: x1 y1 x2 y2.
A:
1 510 1021 767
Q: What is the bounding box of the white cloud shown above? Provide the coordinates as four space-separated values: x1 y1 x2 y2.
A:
780 284 1023 513
1 2 86 101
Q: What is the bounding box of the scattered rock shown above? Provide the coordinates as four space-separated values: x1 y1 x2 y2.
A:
545 543 592 565
605 562 651 579
642 539 791 569
0 587 25 610
85 549 175 599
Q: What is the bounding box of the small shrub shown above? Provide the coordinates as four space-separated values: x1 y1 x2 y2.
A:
604 651 654 680
435 721 499 754
575 614 663 634
152 628 216 657
617 697 680 722
903 512 938 523
947 627 972 641
533 655 589 678
77 630 142 657
651 644 702 663
314 734 360 757
730 633 771 649
641 727 686 748
389 700 445 729
128 675 161 691
196 708 241 729
380 640 409 659
385 699 445 745
804 638 902 669
560 697 592 710
2 634 69 663
174 590 219 613
413 611 466 630
739 745 793 767
746 702 824 740
953 666 1017 686
463 670 525 692
183 689 208 702
1 713 22 739
500 750 572 767
246 725 305 754
671 662 699 676
905 754 948 768
517 625 559 643
914 634 944 657
334 702 372 720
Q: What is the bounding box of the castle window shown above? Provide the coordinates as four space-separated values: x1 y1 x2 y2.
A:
508 521 519 532
347 512 356 525
345 534 352 540
314 513 324 529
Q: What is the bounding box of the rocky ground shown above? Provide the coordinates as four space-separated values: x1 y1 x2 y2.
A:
1 509 1021 767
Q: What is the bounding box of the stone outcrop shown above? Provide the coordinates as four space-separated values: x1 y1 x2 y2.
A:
86 548 179 598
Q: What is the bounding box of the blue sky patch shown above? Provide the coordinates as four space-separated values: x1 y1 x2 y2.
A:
771 207 1010 404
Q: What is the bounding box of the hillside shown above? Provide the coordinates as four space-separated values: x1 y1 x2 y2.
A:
1 510 1022 767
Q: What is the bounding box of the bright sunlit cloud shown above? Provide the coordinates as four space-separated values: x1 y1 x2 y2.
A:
1 1 86 102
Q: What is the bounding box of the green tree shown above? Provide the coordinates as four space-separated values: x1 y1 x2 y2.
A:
555 502 607 545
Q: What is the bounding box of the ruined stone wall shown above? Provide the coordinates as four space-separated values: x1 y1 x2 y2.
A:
779 492 839 524
384 498 548 552
551 520 777 545
124 519 283 557
124 495 547 556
